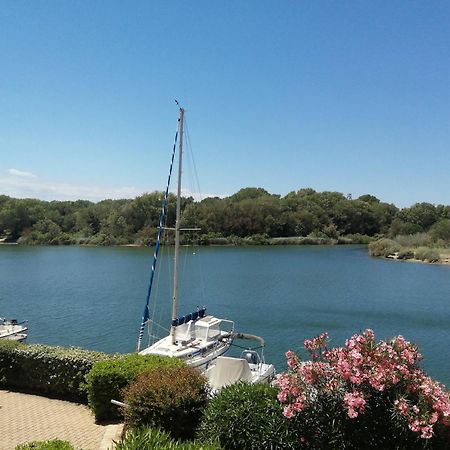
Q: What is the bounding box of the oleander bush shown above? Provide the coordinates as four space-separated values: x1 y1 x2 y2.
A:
197 383 298 450
123 366 208 440
0 340 111 402
115 427 222 450
276 330 450 449
15 440 75 450
85 353 185 422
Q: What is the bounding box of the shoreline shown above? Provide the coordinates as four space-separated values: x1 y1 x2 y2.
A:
3 240 449 266
383 252 450 266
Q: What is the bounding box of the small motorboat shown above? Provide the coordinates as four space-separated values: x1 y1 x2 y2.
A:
0 317 28 342
202 334 276 392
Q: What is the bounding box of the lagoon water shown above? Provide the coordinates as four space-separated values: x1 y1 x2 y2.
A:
1 244 449 385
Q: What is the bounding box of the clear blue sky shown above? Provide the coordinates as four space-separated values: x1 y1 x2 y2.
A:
1 1 449 207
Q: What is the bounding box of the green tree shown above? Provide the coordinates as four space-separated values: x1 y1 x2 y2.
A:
397 203 438 231
429 219 450 243
332 200 380 235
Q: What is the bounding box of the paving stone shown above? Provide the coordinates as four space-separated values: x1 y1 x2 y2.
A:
0 390 123 450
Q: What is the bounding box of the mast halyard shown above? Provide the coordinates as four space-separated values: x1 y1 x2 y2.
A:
170 107 184 344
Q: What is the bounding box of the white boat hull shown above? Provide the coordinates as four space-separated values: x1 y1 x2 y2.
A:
0 319 28 342
139 315 234 370
139 334 232 369
203 355 276 392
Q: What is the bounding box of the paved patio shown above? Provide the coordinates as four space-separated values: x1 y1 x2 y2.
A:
0 390 123 450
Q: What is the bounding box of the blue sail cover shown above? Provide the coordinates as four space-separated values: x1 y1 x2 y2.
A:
137 122 179 351
171 307 206 327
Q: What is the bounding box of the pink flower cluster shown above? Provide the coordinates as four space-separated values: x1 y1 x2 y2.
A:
325 330 421 391
276 329 450 440
304 332 328 360
393 368 450 439
343 390 366 418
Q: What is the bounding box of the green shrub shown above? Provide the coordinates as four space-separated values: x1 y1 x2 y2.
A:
270 236 335 245
124 366 208 440
395 232 432 248
397 248 415 260
341 233 373 244
199 232 231 245
85 353 184 422
197 383 298 450
243 234 270 245
115 427 222 450
368 238 400 257
0 341 110 403
414 247 440 263
15 440 75 450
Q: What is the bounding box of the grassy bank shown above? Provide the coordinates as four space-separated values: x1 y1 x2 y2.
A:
369 233 450 264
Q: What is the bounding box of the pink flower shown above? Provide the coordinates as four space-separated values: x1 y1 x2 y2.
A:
420 425 433 439
343 390 366 419
430 412 439 424
394 399 409 416
283 405 294 419
409 419 420 433
278 329 450 439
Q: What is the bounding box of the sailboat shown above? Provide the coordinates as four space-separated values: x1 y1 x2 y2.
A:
137 105 275 388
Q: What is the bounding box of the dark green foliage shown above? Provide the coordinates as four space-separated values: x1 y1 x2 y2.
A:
85 353 184 422
332 199 382 235
115 428 222 450
243 233 270 245
123 366 208 440
0 341 110 402
0 189 402 246
2 190 450 247
397 202 439 231
270 236 335 245
288 389 435 450
197 383 298 450
198 232 234 245
389 218 423 237
338 233 373 244
15 441 75 450
430 219 450 242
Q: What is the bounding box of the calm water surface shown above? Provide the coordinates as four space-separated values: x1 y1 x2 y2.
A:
1 245 449 385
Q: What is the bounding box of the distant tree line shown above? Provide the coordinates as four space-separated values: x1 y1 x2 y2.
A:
0 188 449 246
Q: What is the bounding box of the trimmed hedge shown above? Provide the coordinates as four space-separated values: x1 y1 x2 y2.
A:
124 366 209 440
85 353 185 422
0 340 111 403
197 383 298 450
115 427 222 450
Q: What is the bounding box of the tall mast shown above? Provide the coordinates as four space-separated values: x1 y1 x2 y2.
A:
171 107 184 344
